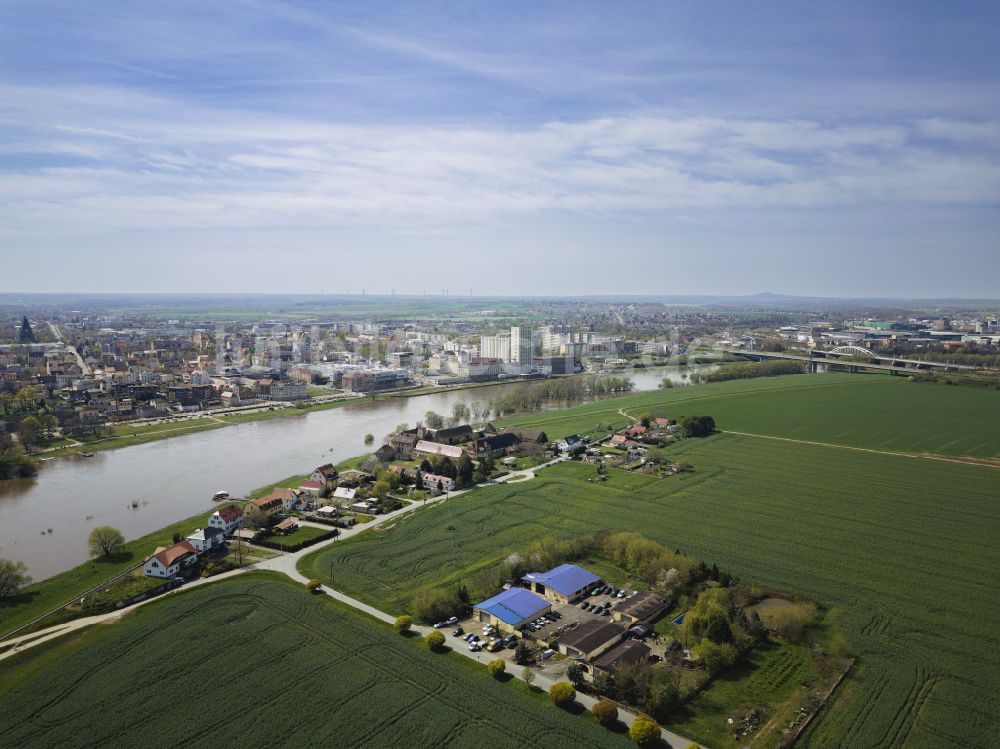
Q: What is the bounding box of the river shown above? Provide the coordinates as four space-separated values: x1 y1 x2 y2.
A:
0 366 709 581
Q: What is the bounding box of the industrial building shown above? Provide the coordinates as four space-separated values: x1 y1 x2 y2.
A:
522 563 602 604
473 588 552 634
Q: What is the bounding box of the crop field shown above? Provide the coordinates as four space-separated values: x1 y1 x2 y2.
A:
503 373 1000 458
301 432 1000 748
0 574 632 749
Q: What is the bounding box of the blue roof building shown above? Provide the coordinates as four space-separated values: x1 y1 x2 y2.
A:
473 587 551 630
522 563 602 602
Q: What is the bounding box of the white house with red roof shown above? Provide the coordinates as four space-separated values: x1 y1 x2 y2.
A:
143 540 198 578
209 504 244 536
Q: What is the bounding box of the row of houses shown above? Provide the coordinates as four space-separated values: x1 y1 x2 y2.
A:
380 424 549 463
143 503 250 578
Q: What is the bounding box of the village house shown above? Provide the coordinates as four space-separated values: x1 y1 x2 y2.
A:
430 424 474 444
310 463 338 485
249 495 284 516
208 504 244 536
298 479 325 497
422 472 456 492
143 540 198 578
186 526 225 553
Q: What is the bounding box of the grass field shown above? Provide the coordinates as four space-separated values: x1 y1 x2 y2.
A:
300 428 1000 747
0 574 633 749
503 373 1000 458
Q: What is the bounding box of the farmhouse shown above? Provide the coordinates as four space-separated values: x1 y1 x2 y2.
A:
254 488 299 511
373 444 396 463
431 424 474 444
208 505 244 536
501 427 548 444
610 434 628 446
186 526 225 553
556 620 625 661
414 440 464 460
143 540 198 578
468 432 520 458
522 563 602 604
611 589 669 625
387 432 419 459
473 588 552 634
422 472 456 492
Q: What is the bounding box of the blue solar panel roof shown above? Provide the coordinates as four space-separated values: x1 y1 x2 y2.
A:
522 563 600 596
474 588 550 625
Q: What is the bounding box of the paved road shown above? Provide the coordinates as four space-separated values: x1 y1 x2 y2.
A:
0 456 698 748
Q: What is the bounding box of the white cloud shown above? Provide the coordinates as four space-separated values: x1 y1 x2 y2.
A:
1 84 998 239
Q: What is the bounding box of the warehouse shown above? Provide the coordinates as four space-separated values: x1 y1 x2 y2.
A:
473 588 551 634
522 563 602 604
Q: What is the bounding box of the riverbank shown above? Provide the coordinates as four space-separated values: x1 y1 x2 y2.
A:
37 367 692 461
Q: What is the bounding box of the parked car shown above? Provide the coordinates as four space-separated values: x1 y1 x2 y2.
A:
486 639 504 652
433 621 447 629
579 601 589 609
452 627 464 637
504 634 518 646
445 616 458 625
541 649 555 660
469 642 482 652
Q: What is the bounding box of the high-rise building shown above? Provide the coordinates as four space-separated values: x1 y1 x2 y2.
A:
479 334 511 361
510 324 534 365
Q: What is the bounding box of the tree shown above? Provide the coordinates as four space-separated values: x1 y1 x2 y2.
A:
522 665 536 687
691 641 738 675
629 715 661 745
18 415 41 447
513 641 531 665
411 587 462 623
566 662 586 687
549 681 576 706
424 410 444 430
394 615 413 633
645 679 680 721
452 402 469 423
456 455 474 487
425 630 445 650
705 611 733 643
487 659 506 678
592 699 618 726
0 555 31 598
680 415 715 438
364 433 374 445
88 526 124 558
373 479 391 499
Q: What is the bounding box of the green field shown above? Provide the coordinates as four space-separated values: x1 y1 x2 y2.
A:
301 424 1000 746
503 373 1000 458
0 574 633 749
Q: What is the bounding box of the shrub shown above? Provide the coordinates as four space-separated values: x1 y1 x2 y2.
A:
487 659 506 678
629 714 660 745
425 630 446 650
549 681 576 706
394 615 413 633
592 699 618 726
305 579 321 592
691 640 738 675
412 586 463 624
522 666 536 687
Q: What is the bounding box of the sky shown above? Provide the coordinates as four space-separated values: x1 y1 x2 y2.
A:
1 1 998 297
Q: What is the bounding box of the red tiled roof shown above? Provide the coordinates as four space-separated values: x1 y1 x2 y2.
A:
217 504 244 522
150 540 197 568
299 480 323 489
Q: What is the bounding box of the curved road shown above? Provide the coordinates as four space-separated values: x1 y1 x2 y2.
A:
0 455 699 748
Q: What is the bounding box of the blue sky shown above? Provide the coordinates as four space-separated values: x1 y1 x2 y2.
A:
1 1 998 296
